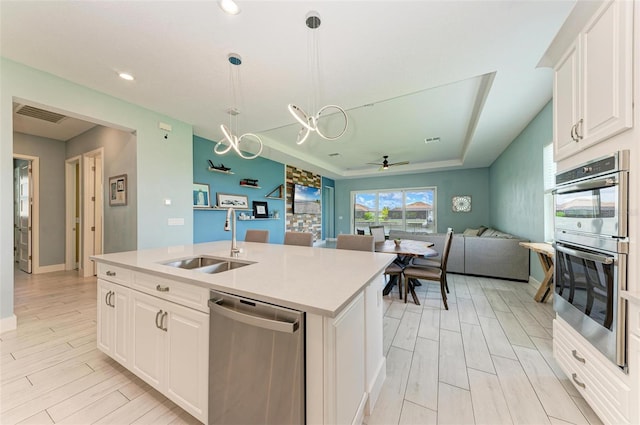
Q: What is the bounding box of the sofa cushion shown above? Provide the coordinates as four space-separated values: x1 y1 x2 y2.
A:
463 228 481 236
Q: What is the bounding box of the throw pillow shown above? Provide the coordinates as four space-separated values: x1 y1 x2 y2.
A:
463 228 480 236
477 225 488 236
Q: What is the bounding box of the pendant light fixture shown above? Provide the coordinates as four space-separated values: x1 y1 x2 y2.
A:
288 11 348 145
215 53 263 160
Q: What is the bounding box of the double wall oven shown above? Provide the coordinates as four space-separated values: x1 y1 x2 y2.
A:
553 150 629 370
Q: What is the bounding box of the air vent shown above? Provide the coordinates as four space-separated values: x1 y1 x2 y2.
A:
328 153 340 157
424 137 441 144
16 105 67 123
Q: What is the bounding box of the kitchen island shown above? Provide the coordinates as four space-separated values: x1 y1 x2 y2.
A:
92 240 394 424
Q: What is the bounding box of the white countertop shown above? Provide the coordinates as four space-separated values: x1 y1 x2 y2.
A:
92 241 395 317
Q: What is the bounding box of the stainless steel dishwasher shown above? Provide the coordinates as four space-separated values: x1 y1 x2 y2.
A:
208 290 305 424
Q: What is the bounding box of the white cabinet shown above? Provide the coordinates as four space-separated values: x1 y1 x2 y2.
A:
97 279 130 366
628 303 640 424
130 290 209 422
553 318 631 424
552 0 633 161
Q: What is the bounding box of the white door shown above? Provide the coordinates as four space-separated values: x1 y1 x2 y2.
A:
82 151 104 277
13 165 20 263
17 161 32 273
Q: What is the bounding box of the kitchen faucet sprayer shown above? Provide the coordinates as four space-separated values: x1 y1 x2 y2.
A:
224 208 240 257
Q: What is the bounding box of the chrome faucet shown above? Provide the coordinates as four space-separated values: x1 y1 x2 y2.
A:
224 207 240 258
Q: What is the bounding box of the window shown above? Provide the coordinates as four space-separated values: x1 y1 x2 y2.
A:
543 143 556 242
352 187 436 234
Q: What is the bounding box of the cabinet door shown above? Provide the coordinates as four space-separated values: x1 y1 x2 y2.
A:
112 287 130 366
580 0 633 147
630 334 640 425
130 291 165 390
165 302 209 422
553 41 580 161
96 280 114 355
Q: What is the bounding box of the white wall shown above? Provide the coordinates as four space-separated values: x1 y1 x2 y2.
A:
1 58 194 326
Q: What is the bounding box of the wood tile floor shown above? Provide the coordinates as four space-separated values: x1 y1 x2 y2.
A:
1 268 603 425
1 268 201 425
365 273 604 425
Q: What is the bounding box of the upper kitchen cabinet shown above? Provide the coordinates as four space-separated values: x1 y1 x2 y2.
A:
543 0 634 161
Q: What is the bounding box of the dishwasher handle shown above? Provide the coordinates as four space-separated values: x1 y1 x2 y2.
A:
209 298 299 334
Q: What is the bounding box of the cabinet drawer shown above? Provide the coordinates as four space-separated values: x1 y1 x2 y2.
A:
97 263 133 286
553 319 630 423
133 273 209 313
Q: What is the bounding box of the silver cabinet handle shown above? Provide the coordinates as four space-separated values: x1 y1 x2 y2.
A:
106 271 116 277
156 284 170 292
571 349 586 363
570 124 577 142
161 312 168 332
575 118 583 140
105 291 111 306
155 310 164 329
571 373 586 389
208 299 299 334
108 292 115 308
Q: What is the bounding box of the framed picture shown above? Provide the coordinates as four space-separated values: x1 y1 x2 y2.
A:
253 201 269 218
216 193 249 209
193 183 211 208
109 174 127 206
452 195 472 213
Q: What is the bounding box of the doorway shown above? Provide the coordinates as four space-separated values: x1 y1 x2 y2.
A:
323 186 335 240
14 159 32 273
80 148 104 277
13 154 39 274
65 156 81 271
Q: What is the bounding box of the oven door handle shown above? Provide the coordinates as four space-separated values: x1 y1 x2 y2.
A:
553 177 616 194
553 244 614 264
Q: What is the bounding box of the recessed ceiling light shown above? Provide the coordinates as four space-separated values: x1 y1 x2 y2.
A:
118 72 135 81
219 0 240 15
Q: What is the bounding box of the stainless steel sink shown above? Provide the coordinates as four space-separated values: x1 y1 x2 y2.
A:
161 256 254 274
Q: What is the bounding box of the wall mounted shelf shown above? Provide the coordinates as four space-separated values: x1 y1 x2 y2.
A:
208 167 234 175
265 184 285 199
195 207 252 212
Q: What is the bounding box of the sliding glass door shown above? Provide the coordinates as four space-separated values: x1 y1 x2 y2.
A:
352 187 436 235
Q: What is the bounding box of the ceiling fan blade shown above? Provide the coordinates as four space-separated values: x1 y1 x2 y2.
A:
389 161 410 166
366 162 382 166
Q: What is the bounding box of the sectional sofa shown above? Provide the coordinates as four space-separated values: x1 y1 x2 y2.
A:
388 227 530 281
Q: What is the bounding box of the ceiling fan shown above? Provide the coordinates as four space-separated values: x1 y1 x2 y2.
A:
367 155 409 171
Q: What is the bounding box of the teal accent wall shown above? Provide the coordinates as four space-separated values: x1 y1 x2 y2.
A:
334 168 490 235
1 58 193 323
193 136 286 244
489 101 552 282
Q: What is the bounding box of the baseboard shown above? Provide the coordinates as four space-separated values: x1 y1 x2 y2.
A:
0 314 17 333
351 392 368 425
34 263 65 274
528 276 542 291
365 357 386 415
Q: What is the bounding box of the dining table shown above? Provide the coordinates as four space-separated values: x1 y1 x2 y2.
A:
376 239 438 297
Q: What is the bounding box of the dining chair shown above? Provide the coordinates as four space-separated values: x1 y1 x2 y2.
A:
384 262 404 299
402 229 454 308
369 225 386 243
284 231 314 247
356 229 366 235
409 228 453 293
245 229 269 243
336 234 374 252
